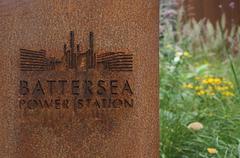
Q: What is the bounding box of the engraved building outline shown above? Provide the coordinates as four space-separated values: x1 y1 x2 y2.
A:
20 31 133 72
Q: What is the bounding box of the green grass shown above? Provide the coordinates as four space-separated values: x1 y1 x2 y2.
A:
160 15 240 157
160 49 240 158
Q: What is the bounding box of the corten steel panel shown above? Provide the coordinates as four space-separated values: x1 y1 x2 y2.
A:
220 0 240 28
202 0 221 23
0 0 159 158
184 0 240 28
185 0 204 20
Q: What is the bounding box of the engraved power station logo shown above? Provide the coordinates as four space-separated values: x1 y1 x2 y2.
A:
18 31 134 111
19 31 133 72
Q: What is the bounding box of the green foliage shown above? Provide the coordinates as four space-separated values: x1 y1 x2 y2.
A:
160 6 240 158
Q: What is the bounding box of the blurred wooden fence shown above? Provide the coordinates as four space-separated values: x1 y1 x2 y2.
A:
184 0 240 28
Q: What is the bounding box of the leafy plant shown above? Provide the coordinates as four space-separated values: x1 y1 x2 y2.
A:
160 2 240 158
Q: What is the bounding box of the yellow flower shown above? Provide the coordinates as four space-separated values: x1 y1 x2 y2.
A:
222 80 232 85
213 78 221 84
222 91 234 97
195 86 203 90
202 79 209 84
224 81 232 85
216 86 224 91
183 51 191 57
216 86 229 91
224 81 234 88
196 90 205 96
207 78 214 84
183 83 193 89
207 148 218 154
223 86 229 90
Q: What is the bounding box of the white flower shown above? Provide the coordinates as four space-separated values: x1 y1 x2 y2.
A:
173 46 184 63
173 56 180 63
175 51 183 57
169 65 175 72
187 122 203 131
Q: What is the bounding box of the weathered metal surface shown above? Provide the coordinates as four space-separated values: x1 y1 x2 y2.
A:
185 0 240 28
0 0 159 157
